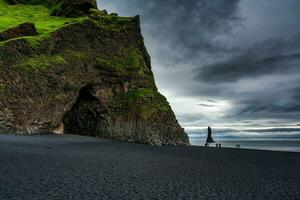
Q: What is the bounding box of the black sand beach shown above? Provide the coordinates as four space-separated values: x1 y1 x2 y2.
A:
0 134 299 200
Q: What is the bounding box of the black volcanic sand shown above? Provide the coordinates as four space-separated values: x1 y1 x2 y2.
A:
0 135 299 200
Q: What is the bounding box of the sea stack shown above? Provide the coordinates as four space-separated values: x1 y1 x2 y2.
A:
0 0 189 145
206 126 214 143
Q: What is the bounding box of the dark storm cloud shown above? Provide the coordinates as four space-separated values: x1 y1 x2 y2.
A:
99 0 242 65
225 83 300 122
205 99 218 103
195 33 300 83
235 97 300 118
291 86 300 101
198 104 215 108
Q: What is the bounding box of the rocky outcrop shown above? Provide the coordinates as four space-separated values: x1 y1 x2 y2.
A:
5 0 97 16
62 0 97 16
0 22 38 42
0 1 189 145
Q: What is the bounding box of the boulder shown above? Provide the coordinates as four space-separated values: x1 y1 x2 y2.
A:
57 0 98 17
0 22 38 42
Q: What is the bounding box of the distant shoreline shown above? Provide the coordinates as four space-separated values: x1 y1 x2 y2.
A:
189 145 300 154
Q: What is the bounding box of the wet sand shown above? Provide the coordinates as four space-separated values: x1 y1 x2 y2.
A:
0 134 299 200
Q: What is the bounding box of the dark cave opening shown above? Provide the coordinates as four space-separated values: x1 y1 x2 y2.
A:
62 85 107 137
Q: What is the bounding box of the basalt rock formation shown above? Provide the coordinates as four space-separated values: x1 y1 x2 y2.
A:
0 0 189 145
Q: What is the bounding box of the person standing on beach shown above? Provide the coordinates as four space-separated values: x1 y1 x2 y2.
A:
206 126 214 144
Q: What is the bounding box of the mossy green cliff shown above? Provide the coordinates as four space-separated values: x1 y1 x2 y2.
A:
0 0 189 145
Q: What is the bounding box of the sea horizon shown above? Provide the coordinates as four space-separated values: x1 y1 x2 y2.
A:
187 128 300 152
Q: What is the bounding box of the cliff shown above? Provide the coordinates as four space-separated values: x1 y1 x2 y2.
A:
0 0 189 145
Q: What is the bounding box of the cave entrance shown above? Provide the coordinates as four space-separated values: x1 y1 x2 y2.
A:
62 85 107 137
53 122 64 134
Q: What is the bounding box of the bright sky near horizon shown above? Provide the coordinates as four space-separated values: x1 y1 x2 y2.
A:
98 0 300 130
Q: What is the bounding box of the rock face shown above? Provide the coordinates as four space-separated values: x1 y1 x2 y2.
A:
0 22 38 42
50 0 98 17
0 1 189 145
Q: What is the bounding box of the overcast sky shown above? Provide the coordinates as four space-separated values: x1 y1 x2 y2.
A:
98 0 300 130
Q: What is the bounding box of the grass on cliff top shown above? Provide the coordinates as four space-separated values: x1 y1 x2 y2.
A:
90 9 138 31
0 0 83 35
0 0 136 36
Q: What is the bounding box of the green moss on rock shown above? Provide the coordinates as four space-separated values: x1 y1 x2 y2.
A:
15 54 66 70
89 9 138 31
96 47 146 75
112 88 172 119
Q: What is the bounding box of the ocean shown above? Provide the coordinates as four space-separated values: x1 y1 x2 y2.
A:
187 129 300 152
